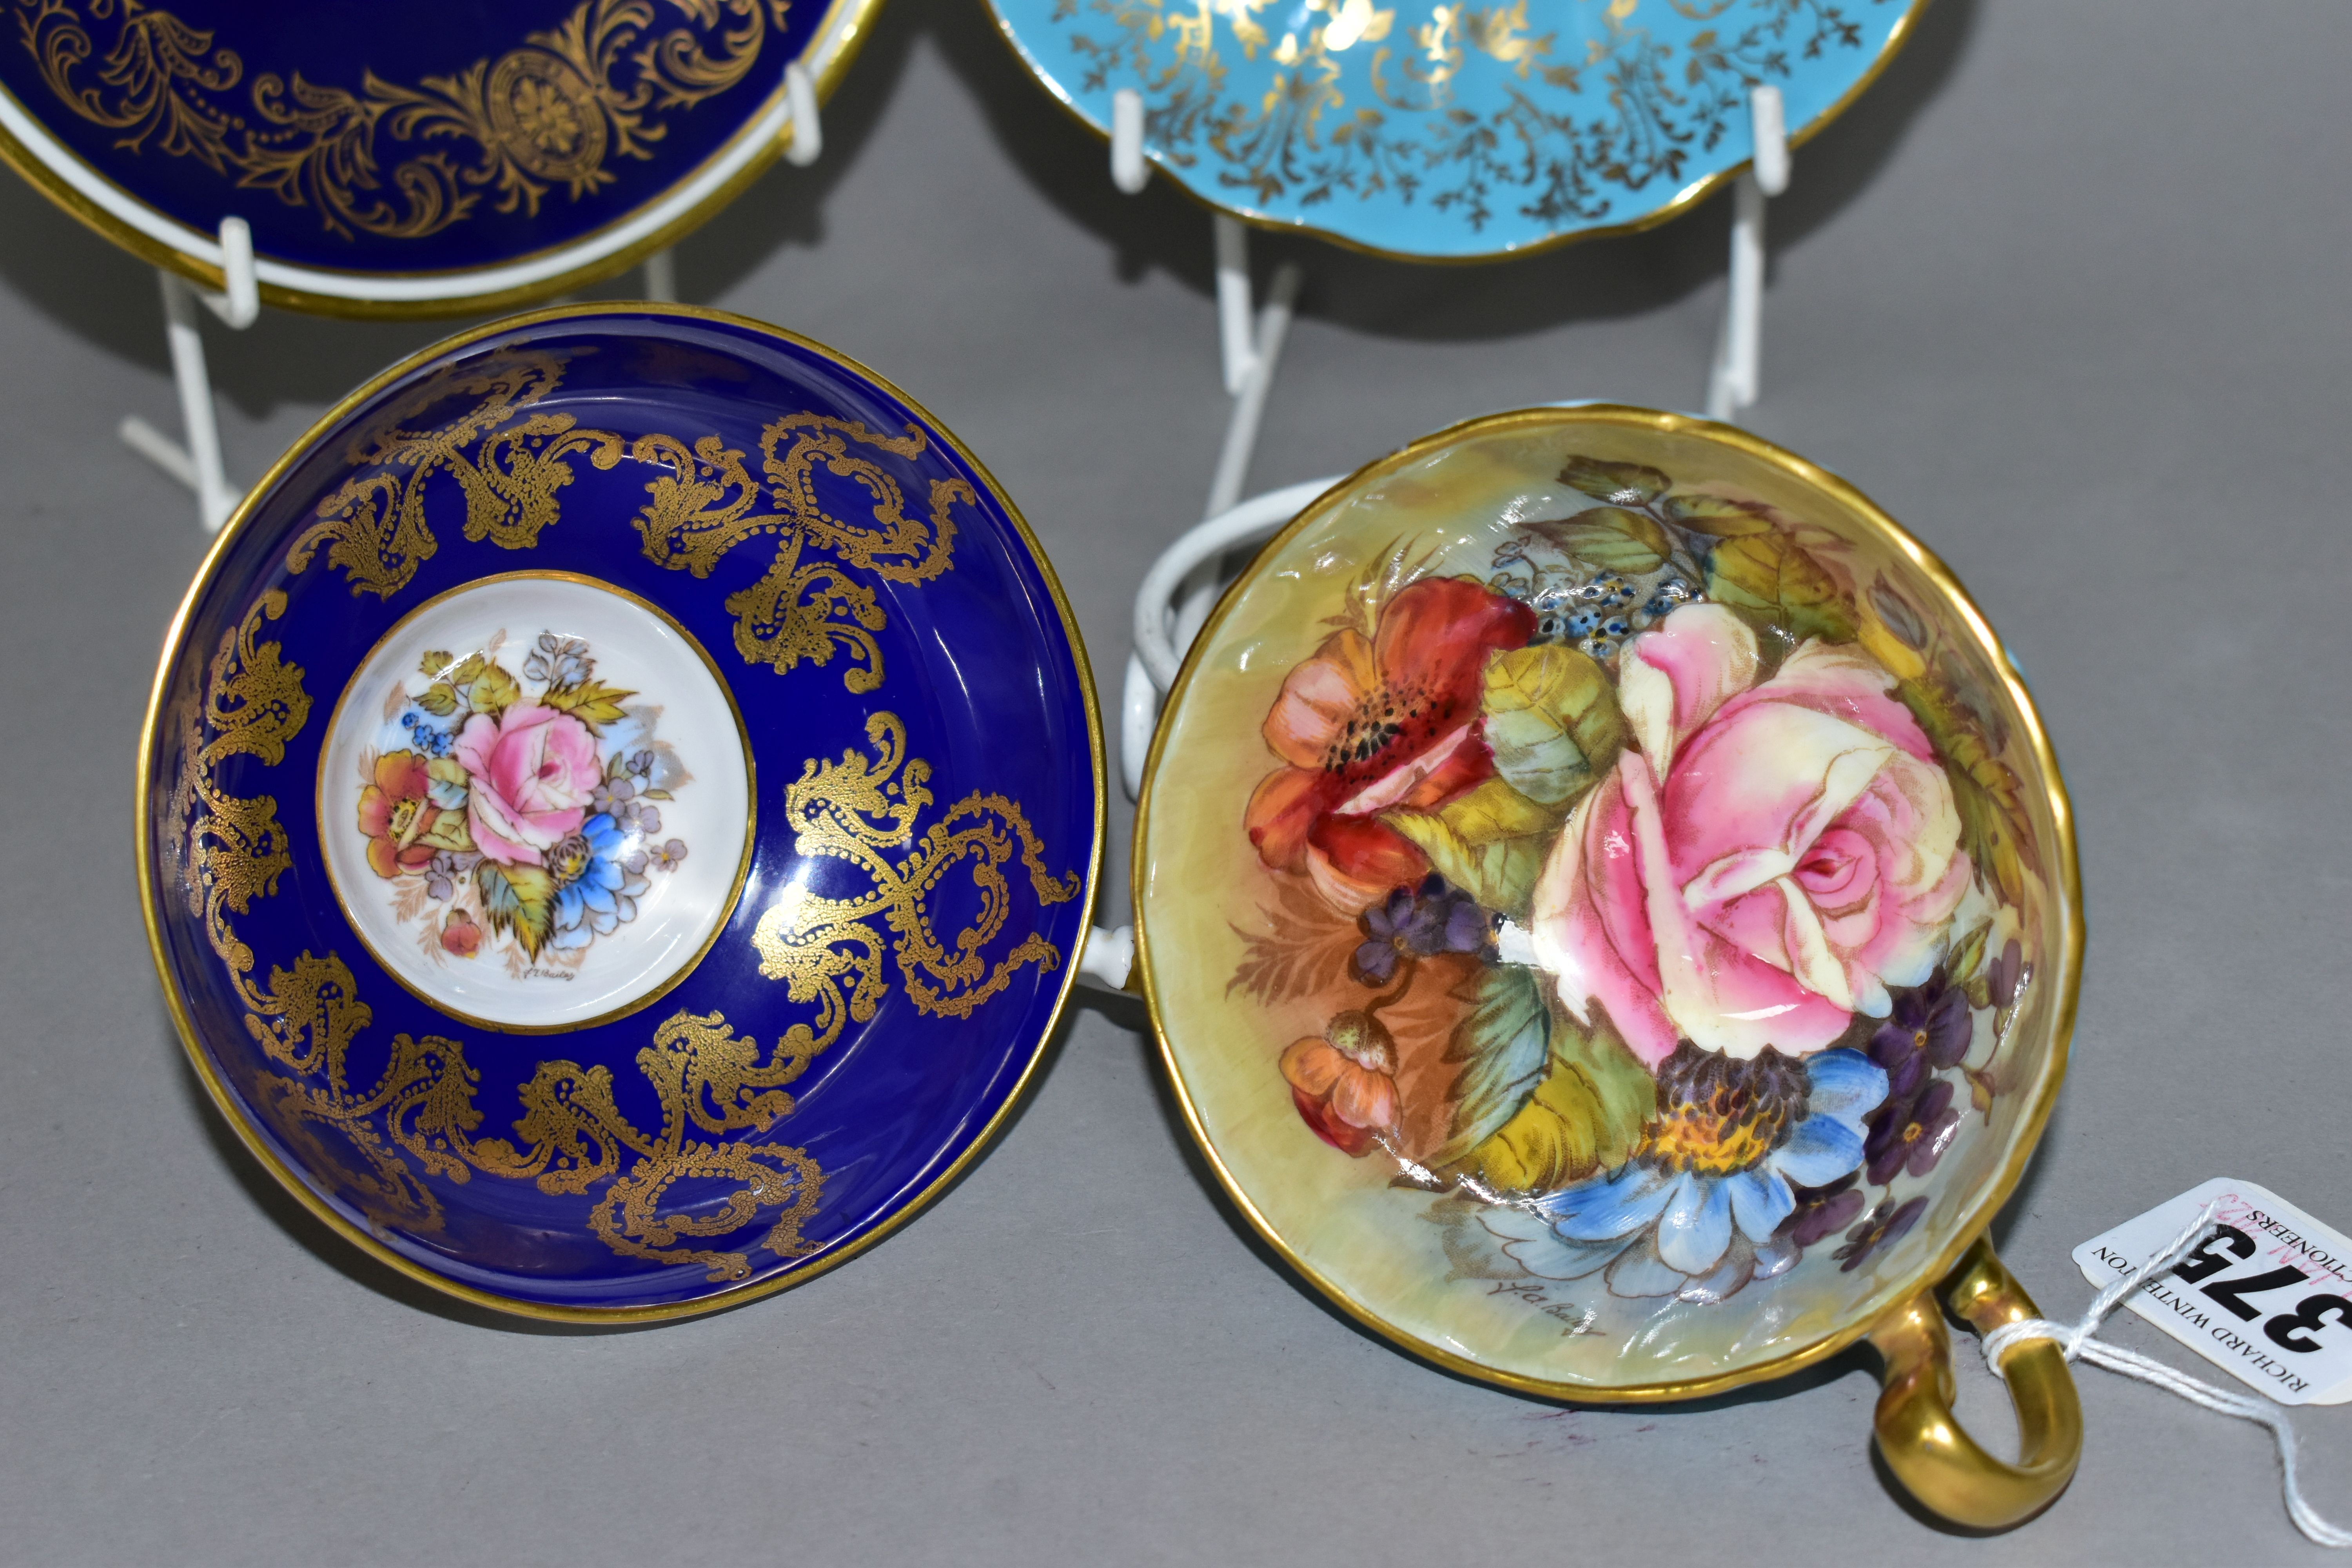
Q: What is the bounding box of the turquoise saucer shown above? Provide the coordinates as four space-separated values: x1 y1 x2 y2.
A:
987 0 1923 259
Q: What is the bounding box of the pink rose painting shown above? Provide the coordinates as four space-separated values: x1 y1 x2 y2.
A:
356 633 693 969
455 701 599 866
1226 455 2039 1301
1527 603 1970 1066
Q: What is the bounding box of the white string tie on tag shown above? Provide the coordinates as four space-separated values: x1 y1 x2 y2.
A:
1980 1201 2351 1548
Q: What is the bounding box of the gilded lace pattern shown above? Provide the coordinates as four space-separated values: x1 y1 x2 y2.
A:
284 356 969 696
753 711 1082 1023
287 351 627 599
625 413 968 691
1054 0 1891 235
169 595 1074 1285
13 0 792 242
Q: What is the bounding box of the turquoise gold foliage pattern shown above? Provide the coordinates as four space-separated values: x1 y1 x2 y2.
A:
1042 0 1897 244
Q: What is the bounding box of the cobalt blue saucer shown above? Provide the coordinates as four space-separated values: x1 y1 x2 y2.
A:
986 0 1924 260
0 0 877 315
140 305 1103 1319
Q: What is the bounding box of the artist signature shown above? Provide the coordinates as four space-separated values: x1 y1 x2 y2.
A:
1487 1279 1602 1337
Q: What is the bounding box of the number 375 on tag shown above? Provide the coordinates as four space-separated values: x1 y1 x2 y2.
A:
2074 1177 2352 1406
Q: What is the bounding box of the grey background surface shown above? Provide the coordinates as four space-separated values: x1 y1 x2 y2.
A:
2 0 2347 1561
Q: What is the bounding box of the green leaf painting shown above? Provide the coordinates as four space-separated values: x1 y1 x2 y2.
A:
1529 506 1672 577
1439 965 1552 1162
541 679 635 730
1480 643 1624 806
416 811 475 855
476 861 555 960
1902 677 2035 905
1437 966 1659 1190
1384 778 1557 916
1558 456 1669 506
467 661 521 715
1705 528 1857 644
1659 492 1775 536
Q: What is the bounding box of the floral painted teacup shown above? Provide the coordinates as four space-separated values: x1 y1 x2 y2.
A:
1132 406 2083 1528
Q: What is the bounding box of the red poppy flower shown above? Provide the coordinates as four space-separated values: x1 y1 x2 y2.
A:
1280 1013 1400 1157
1245 578 1535 911
358 751 444 880
439 909 482 958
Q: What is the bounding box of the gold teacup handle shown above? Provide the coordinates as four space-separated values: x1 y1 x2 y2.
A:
1868 1236 2084 1530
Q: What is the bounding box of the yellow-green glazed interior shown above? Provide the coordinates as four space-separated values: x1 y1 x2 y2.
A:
1135 405 2080 1405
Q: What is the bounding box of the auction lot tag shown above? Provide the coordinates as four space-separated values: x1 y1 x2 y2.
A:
2074 1178 2352 1407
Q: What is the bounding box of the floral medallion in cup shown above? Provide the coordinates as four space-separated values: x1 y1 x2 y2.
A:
319 572 753 1031
141 305 1102 1319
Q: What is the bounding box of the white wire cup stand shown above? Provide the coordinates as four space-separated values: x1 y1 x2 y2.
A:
120 65 826 534
1063 111 2344 1553
1072 83 1797 994
1708 84 1790 424
1059 91 1302 994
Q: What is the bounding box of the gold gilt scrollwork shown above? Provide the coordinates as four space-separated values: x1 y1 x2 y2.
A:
166 594 1076 1288
618 414 968 690
166 587 310 1012
169 595 826 1277
285 351 626 599
753 711 1080 1022
15 0 790 242
377 1006 828 1281
162 593 444 1234
275 362 966 699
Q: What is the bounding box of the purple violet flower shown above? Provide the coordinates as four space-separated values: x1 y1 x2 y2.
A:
1864 1077 1961 1185
1869 972 1972 1100
1835 1196 1929 1272
1353 875 1488 984
1779 1173 1867 1249
1988 938 2025 1009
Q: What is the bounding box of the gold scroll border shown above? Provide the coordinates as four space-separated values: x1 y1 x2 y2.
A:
983 0 1931 267
1131 402 2083 1403
138 302 1107 1322
312 568 760 1037
0 0 883 319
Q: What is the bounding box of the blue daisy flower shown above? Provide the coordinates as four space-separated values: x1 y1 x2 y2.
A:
548 813 636 951
1479 1046 1887 1303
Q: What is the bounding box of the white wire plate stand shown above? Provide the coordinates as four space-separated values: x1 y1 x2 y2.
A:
1075 86 1797 993
116 70 825 534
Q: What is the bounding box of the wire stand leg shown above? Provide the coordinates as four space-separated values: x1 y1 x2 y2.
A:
1203 258 1301 521
120 270 240 532
1707 173 1766 421
642 248 678 303
1706 85 1787 424
120 218 256 532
